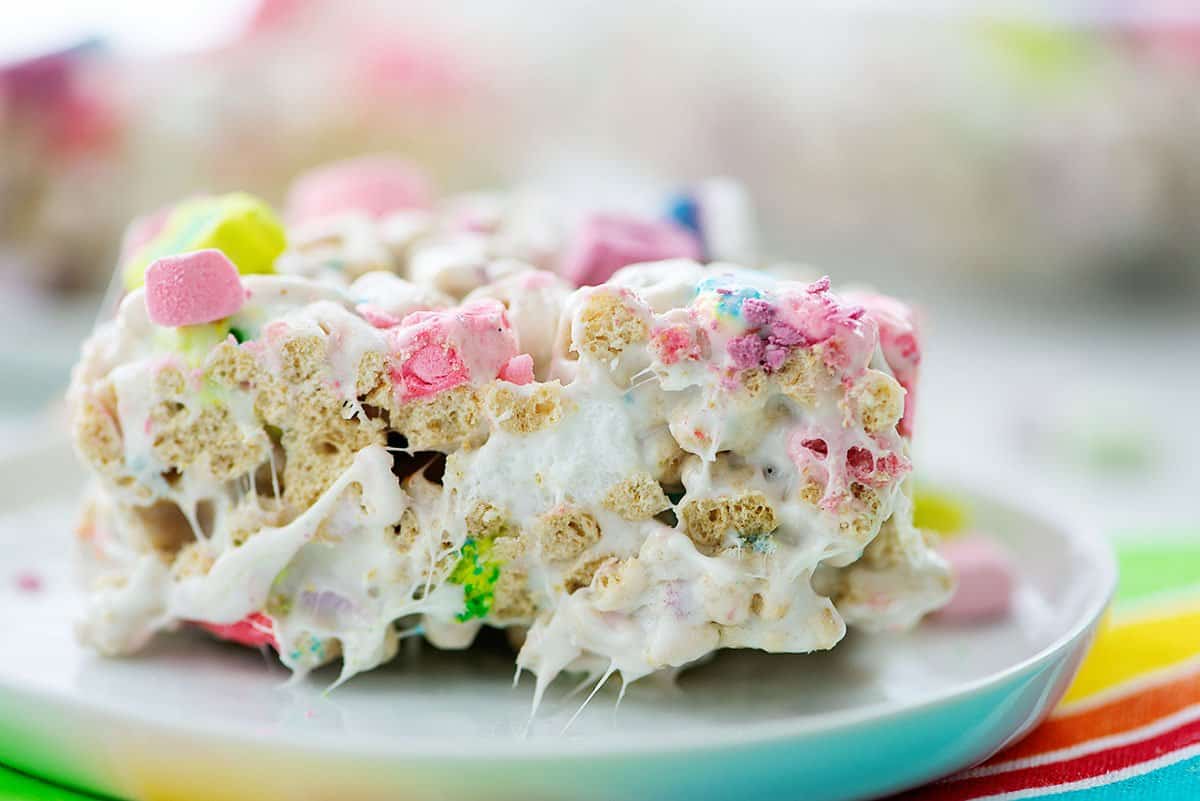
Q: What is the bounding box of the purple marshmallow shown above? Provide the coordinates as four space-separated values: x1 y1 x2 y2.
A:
727 334 766 368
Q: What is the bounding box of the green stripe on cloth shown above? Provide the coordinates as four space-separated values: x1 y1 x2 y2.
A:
0 764 105 801
1114 534 1200 605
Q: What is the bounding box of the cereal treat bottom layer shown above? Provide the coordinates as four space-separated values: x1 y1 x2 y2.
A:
70 247 950 693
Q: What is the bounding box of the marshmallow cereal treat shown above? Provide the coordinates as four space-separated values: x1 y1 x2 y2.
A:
68 163 952 703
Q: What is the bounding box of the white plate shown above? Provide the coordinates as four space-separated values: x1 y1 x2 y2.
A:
0 439 1114 801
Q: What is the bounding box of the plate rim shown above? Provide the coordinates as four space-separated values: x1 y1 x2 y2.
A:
0 436 1117 760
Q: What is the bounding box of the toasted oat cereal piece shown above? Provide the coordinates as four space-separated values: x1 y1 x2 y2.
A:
485 381 568 434
838 482 885 544
280 418 385 508
775 349 831 405
740 367 769 399
680 498 733 556
205 341 265 389
279 335 326 383
602 472 671 520
574 289 650 361
355 350 387 393
799 480 823 507
465 501 510 539
747 591 793 622
589 557 649 611
150 401 266 482
491 529 527 562
851 369 905 434
73 382 124 473
355 350 394 413
153 366 187 397
254 343 339 426
250 342 388 506
130 500 196 559
228 496 291 548
640 427 688 487
392 385 485 451
728 492 779 537
393 508 421 551
563 554 616 594
681 492 779 555
587 558 648 613
532 506 602 562
860 516 908 569
833 517 954 631
491 570 537 622
749 592 765 616
171 541 214 580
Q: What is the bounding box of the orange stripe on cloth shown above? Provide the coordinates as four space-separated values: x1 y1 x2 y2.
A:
1059 603 1200 706
993 662 1200 763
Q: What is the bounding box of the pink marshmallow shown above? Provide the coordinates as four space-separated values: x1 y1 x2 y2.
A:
561 214 702 287
651 323 705 366
934 535 1016 624
387 299 518 400
286 156 432 224
358 303 403 329
398 337 469 398
145 249 245 327
195 612 276 649
768 279 877 378
844 291 921 437
14 571 42 593
499 354 535 385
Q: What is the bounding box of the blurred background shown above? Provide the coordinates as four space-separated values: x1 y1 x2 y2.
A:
0 0 1196 541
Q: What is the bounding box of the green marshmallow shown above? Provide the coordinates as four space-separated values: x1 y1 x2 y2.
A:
122 192 287 290
913 486 970 537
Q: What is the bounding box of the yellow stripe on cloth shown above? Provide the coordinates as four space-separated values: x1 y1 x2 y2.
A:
1062 602 1200 705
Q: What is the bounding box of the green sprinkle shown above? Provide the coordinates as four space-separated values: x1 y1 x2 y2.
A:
229 326 249 344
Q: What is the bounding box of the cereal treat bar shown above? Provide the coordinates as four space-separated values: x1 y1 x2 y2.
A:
69 173 950 698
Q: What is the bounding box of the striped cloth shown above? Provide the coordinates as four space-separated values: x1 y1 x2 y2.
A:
2 538 1198 801
894 533 1200 801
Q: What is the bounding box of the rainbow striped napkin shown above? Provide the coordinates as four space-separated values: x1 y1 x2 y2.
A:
895 533 1200 801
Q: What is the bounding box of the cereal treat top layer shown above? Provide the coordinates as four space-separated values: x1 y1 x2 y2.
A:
70 178 950 700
